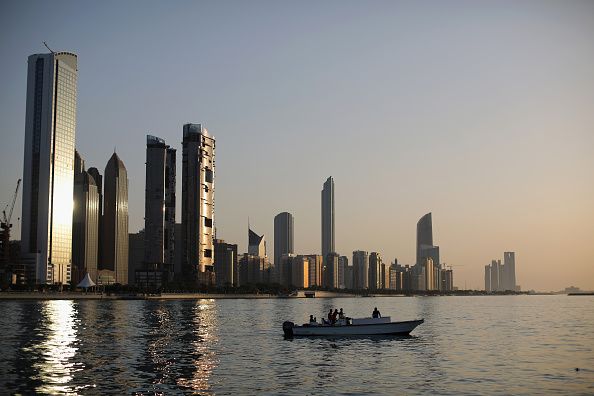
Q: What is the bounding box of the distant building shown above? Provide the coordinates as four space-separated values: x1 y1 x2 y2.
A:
369 252 382 290
128 230 144 287
238 254 267 286
503 252 517 291
144 135 176 280
181 123 215 285
21 51 78 284
102 152 129 284
305 254 323 287
490 260 500 291
214 239 237 287
324 252 339 289
484 265 491 292
291 255 309 288
440 267 453 291
72 151 99 284
321 177 335 258
338 255 348 289
278 253 296 287
381 263 390 290
248 227 267 258
274 212 294 268
353 250 369 290
87 167 103 268
485 253 517 292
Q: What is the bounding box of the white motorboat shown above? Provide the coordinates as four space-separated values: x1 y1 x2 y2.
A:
282 316 424 337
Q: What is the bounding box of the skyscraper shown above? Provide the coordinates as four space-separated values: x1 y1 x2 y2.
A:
214 239 237 287
369 252 382 290
353 250 369 290
87 167 103 268
102 152 129 284
72 151 99 283
503 251 517 291
321 176 335 258
144 135 176 278
274 212 294 268
21 51 78 284
416 213 436 265
181 123 215 283
248 227 266 258
484 264 491 292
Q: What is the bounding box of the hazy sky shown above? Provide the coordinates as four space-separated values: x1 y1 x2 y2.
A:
1 0 593 291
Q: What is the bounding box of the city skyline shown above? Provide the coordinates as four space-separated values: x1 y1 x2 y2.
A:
1 1 593 290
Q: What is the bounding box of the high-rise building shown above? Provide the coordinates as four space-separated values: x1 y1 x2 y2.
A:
369 252 382 290
87 167 103 268
353 250 369 290
490 259 500 292
102 152 129 284
21 51 78 284
72 151 99 284
338 255 348 289
291 255 309 288
416 213 433 266
324 252 339 289
484 264 491 292
274 212 294 268
144 135 176 278
278 253 296 287
503 252 516 291
214 239 237 287
128 230 144 286
321 177 335 258
248 227 266 258
305 254 324 287
181 123 215 284
238 254 266 286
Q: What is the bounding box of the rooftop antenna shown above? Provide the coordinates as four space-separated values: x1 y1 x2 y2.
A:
43 41 55 54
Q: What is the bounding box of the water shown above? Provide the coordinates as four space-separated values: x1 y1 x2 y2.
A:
0 295 593 395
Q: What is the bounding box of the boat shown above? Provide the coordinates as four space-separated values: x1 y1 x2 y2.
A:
282 316 424 337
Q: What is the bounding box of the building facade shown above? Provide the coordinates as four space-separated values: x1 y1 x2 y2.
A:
274 212 294 268
72 151 99 284
353 250 369 290
181 123 215 284
321 177 335 258
214 239 237 287
102 152 129 284
21 51 78 284
144 135 176 278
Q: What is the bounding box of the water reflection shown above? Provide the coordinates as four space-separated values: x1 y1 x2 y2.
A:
27 300 84 394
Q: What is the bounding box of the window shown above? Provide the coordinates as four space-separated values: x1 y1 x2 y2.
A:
204 249 212 258
205 217 212 227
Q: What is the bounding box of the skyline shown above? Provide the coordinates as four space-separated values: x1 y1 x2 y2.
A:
1 1 594 290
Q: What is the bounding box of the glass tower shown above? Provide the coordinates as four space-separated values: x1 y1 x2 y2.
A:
21 52 78 284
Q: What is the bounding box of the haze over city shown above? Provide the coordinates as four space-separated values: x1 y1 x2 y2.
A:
1 1 593 291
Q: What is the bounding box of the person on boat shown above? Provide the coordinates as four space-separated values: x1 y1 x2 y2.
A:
338 308 345 319
328 309 334 324
309 315 316 323
332 309 339 324
372 307 381 318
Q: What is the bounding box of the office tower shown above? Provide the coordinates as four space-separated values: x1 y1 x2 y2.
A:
416 213 440 266
418 257 435 291
321 176 335 258
338 255 348 289
381 263 390 290
353 250 369 290
490 260 500 291
128 230 144 286
369 252 382 290
87 167 103 267
291 256 309 288
324 252 339 289
344 263 354 290
503 252 516 291
278 253 296 287
484 264 491 292
238 254 266 286
21 51 78 284
389 266 403 291
274 212 294 268
181 123 215 283
214 239 237 287
442 268 453 291
305 254 323 287
248 227 266 258
144 135 176 278
72 151 99 284
102 152 129 284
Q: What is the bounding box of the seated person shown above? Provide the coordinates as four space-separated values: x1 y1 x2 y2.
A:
372 307 381 318
338 308 345 319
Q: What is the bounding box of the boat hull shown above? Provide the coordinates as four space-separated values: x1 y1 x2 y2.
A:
283 319 424 337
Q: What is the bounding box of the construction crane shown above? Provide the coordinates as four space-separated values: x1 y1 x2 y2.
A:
1 179 21 265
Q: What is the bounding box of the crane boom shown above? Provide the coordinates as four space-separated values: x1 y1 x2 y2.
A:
3 179 21 225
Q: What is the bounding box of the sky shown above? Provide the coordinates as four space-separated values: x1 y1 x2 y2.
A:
1 0 593 291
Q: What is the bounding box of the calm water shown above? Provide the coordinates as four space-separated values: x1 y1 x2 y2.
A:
0 295 593 395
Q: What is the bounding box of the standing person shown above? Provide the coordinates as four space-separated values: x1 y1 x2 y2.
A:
332 309 338 325
327 309 333 324
372 307 381 318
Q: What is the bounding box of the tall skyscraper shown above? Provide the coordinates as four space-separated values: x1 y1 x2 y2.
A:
324 252 339 289
503 251 517 291
102 152 129 284
248 227 267 258
369 252 382 290
21 51 78 284
484 264 491 292
274 212 294 268
87 167 103 268
321 176 335 258
416 213 438 265
353 250 369 290
181 123 215 283
144 135 176 277
72 151 99 283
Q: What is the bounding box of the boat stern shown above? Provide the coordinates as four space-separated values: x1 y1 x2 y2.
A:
283 321 294 338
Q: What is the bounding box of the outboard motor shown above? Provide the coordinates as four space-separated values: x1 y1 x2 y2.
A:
283 321 294 338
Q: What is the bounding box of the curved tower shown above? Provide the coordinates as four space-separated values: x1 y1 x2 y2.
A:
416 213 433 266
102 152 129 284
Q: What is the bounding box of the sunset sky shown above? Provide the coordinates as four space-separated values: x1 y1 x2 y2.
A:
1 0 593 291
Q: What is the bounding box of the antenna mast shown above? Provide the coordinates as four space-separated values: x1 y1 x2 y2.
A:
43 41 55 54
